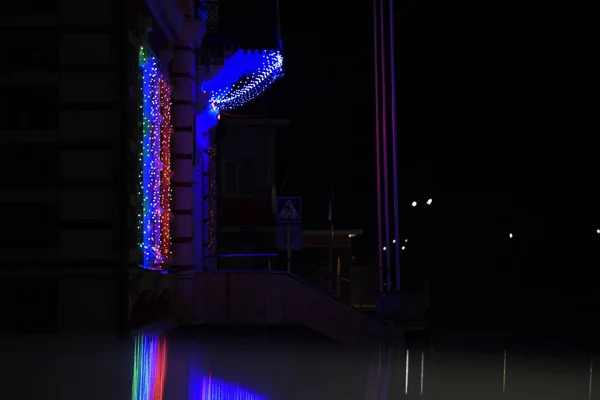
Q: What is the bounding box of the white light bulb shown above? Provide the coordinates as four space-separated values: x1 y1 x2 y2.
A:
401 246 406 250
412 201 417 207
392 239 396 243
383 246 387 251
509 233 513 239
427 198 432 205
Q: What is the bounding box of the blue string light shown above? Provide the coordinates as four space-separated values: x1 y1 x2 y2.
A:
138 46 172 269
202 49 283 111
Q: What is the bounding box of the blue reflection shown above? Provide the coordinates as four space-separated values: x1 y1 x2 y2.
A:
189 357 269 400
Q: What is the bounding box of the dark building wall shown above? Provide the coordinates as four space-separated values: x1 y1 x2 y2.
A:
0 0 134 333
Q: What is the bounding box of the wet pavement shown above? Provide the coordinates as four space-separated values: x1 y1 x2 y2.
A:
1 326 598 399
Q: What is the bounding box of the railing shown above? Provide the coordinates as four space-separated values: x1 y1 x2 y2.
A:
211 253 379 310
213 253 278 271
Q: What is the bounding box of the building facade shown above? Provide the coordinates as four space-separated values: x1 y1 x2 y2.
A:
1 0 284 333
215 115 287 269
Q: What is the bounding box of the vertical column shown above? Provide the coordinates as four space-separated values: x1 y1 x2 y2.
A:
194 64 222 271
388 0 401 292
193 74 210 271
170 44 196 269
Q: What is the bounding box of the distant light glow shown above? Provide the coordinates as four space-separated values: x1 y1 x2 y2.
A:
597 229 599 234
405 239 408 243
203 49 283 111
420 350 425 395
131 334 167 400
392 239 396 243
509 233 513 239
426 198 432 205
503 348 507 393
589 356 593 399
383 246 387 251
405 349 409 394
138 46 173 269
401 246 406 250
411 201 417 207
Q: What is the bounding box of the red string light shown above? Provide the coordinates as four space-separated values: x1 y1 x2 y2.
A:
159 77 173 266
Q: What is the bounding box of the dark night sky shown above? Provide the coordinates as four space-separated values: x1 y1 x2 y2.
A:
229 0 598 289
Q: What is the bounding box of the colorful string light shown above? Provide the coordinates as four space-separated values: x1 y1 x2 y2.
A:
138 45 173 269
203 49 283 111
159 78 173 263
131 334 167 400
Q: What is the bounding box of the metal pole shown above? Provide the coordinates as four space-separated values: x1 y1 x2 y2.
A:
275 0 283 50
389 0 401 292
380 0 391 291
372 0 384 293
286 223 291 273
329 183 335 292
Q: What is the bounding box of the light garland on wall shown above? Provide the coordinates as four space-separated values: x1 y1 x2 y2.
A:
203 49 283 111
159 78 173 263
138 45 173 270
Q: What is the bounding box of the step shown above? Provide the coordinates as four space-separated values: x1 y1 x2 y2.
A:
171 271 405 346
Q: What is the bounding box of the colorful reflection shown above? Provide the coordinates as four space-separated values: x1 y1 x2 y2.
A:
189 357 268 400
131 334 167 400
192 374 269 400
364 344 391 400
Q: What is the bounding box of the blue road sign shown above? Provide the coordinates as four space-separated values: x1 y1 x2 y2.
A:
276 197 302 223
276 224 302 251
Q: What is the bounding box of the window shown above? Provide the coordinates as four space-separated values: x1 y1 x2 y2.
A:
223 160 255 196
1 145 58 188
0 85 57 130
5 0 59 16
1 202 57 248
0 29 59 71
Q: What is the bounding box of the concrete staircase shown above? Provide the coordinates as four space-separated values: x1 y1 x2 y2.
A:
171 271 403 346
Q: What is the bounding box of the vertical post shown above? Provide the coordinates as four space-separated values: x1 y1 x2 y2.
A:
372 0 384 293
380 0 391 291
171 43 196 270
286 223 291 273
389 0 401 292
329 184 335 291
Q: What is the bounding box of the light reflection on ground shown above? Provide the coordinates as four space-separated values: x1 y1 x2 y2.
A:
0 327 596 400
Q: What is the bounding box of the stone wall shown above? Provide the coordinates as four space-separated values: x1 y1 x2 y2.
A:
172 272 403 346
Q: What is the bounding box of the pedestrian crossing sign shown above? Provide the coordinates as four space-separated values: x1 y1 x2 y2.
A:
276 197 302 223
